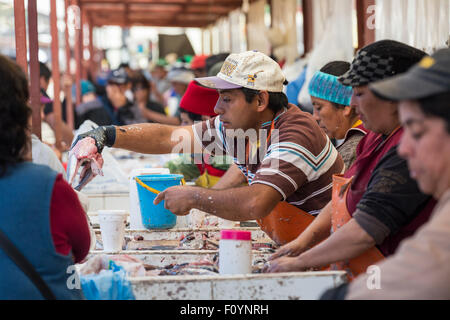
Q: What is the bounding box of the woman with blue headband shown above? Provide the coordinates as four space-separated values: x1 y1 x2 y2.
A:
309 62 367 169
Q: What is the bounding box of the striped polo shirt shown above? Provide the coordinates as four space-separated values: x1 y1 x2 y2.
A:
193 105 344 215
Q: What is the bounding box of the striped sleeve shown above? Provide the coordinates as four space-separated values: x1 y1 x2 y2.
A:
251 133 340 201
192 117 227 156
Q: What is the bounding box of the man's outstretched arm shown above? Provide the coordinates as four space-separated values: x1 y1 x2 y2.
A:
72 123 198 156
113 123 196 154
154 183 282 221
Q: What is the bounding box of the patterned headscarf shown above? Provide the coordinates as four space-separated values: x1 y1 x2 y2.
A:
309 71 353 106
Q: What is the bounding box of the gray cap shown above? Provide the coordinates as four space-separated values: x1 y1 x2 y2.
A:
167 68 195 85
370 48 450 101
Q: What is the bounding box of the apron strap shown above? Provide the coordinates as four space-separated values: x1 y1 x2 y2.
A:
331 174 384 280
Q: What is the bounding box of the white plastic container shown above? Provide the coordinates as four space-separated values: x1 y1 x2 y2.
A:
129 168 170 230
219 230 252 275
98 210 128 252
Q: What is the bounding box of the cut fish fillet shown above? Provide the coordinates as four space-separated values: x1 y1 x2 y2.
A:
68 137 104 190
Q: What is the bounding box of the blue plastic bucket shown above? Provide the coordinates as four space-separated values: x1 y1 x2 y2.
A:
135 174 184 229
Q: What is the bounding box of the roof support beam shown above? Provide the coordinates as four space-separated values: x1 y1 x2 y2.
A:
356 0 375 50
28 0 41 139
50 0 63 151
302 0 313 56
14 0 28 76
64 0 75 131
72 0 82 106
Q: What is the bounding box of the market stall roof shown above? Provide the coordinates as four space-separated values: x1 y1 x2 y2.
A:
80 0 254 28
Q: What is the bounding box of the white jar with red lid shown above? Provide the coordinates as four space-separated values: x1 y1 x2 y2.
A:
219 230 252 275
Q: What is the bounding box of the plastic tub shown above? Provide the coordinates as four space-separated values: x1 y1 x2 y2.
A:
135 174 184 229
129 168 170 230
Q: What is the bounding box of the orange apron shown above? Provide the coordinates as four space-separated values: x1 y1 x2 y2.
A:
244 119 314 245
257 202 314 245
330 174 384 280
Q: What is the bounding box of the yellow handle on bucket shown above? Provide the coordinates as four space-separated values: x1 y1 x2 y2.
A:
134 177 186 195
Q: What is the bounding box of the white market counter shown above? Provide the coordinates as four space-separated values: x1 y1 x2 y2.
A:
129 271 347 300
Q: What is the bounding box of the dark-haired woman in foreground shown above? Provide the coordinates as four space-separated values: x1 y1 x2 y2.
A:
0 55 90 300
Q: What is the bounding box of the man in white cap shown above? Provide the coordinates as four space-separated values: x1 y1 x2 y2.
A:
70 51 344 245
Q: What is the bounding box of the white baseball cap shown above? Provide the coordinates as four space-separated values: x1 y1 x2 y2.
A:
195 51 287 93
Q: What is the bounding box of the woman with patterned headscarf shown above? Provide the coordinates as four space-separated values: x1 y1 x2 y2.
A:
309 61 368 169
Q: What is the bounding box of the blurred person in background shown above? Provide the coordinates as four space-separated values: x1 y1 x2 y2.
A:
190 54 209 78
150 61 170 105
118 62 132 77
118 62 135 102
39 94 59 153
39 62 74 149
104 68 146 125
131 73 180 125
165 68 195 118
74 80 113 129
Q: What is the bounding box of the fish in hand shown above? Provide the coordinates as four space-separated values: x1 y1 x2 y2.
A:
67 137 104 191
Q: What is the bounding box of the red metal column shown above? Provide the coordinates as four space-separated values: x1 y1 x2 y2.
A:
50 0 62 150
302 0 314 56
88 21 95 78
65 0 74 131
14 0 28 76
28 0 41 139
81 8 88 80
73 0 82 106
356 0 376 50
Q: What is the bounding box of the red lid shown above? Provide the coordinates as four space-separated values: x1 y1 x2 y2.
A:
220 230 251 241
179 81 219 116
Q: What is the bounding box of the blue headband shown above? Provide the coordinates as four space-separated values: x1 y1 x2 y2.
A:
308 71 353 106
